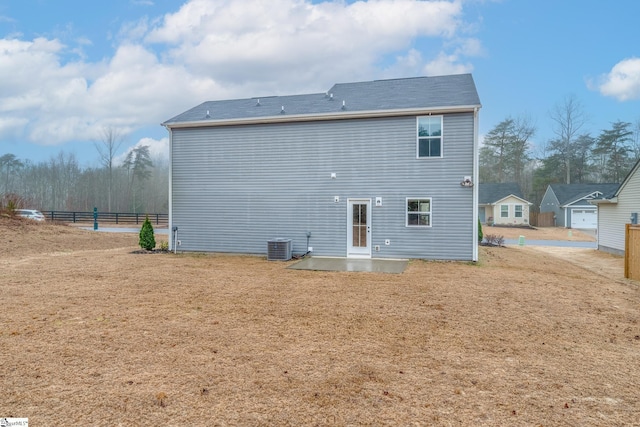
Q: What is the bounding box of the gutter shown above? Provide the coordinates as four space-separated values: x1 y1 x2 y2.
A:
162 104 482 129
472 106 480 263
588 198 618 205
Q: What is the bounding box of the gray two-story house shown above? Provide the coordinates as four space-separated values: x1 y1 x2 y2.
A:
163 74 481 261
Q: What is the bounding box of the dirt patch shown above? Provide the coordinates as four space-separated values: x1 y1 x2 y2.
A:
483 225 595 242
524 246 625 279
1 219 639 425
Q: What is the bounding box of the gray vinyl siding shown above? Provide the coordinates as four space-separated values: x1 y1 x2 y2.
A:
597 168 640 254
540 188 562 226
171 113 475 260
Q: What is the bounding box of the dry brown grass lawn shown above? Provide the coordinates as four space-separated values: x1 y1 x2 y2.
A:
1 217 638 426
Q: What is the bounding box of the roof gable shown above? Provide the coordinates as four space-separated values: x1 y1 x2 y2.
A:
163 74 481 126
548 183 620 206
479 183 527 204
613 157 640 198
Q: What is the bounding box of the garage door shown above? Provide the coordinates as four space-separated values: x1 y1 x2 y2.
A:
571 209 597 229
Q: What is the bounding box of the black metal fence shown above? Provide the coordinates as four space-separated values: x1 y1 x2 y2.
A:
44 211 168 226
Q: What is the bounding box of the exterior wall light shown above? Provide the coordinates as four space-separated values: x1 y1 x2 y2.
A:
460 176 474 187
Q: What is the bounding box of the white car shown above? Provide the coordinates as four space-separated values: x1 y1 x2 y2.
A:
16 209 46 221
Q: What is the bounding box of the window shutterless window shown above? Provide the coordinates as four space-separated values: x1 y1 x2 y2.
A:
500 205 509 218
407 198 432 227
515 205 523 218
417 116 443 158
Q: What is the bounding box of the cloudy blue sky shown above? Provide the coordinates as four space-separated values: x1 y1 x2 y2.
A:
1 0 639 166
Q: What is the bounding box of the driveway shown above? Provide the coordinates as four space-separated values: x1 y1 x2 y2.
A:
80 226 169 234
518 245 626 280
504 238 596 248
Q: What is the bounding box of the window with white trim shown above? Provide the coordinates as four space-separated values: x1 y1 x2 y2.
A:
417 116 443 158
500 205 509 218
515 205 523 218
407 198 432 227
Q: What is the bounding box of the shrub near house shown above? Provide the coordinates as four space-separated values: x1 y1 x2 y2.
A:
139 216 156 251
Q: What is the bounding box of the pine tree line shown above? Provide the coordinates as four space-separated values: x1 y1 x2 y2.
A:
480 96 640 208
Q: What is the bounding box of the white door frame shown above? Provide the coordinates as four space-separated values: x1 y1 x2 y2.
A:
347 198 372 258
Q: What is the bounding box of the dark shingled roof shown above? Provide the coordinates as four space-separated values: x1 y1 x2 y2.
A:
163 74 481 125
548 183 621 205
479 183 526 204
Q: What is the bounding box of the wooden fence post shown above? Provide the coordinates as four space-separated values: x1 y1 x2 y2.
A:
626 223 640 280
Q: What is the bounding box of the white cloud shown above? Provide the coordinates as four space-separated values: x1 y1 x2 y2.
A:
597 57 640 101
0 15 16 24
0 117 29 139
145 0 466 88
421 36 482 76
381 49 425 78
0 38 218 146
423 51 473 76
0 0 483 150
115 136 169 165
455 37 484 57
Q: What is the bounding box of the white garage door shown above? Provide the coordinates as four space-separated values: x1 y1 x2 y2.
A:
571 209 597 229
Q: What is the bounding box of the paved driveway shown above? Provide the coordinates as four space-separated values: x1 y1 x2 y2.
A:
504 238 596 248
80 226 169 234
519 246 626 280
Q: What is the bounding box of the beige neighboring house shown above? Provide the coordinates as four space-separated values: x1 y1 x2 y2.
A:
478 183 532 226
590 159 640 255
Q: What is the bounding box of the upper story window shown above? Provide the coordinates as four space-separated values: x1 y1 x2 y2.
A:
417 116 443 158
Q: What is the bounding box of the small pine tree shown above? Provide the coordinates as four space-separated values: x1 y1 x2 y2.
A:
478 218 484 243
139 216 156 251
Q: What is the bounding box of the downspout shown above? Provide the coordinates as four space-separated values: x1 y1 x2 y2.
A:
472 106 480 262
166 126 174 251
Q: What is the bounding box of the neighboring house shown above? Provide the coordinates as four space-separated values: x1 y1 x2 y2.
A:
540 183 620 229
478 183 531 226
590 159 640 255
163 74 482 261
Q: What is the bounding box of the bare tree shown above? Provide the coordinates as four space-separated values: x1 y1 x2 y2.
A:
510 115 536 187
549 95 589 184
94 127 125 212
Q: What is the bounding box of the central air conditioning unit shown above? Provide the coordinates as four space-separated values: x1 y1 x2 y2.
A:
267 238 292 261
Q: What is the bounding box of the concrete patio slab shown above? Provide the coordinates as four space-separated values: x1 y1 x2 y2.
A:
288 257 408 273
